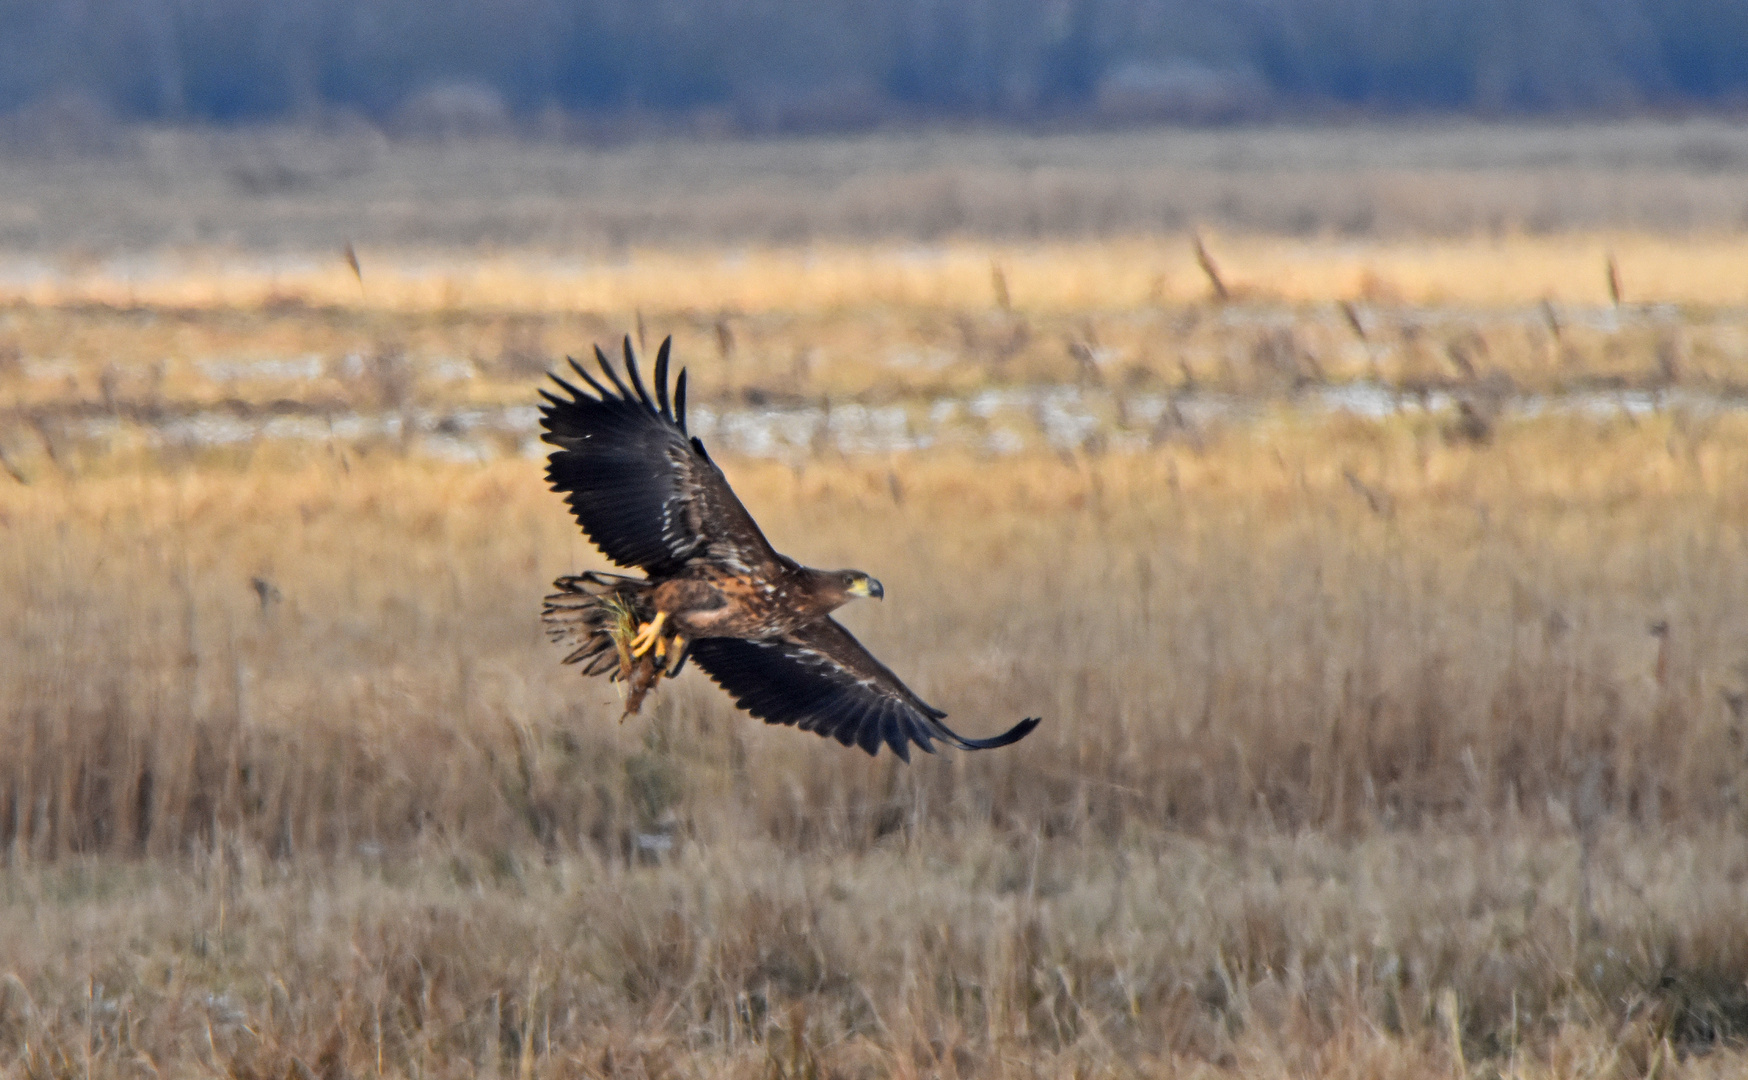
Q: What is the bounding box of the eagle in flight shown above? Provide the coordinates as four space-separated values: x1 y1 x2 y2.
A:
538 337 1040 760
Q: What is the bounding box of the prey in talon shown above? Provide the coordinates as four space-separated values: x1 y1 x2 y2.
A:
543 573 688 718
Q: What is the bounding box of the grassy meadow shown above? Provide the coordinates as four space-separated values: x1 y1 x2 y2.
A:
4 123 1748 1078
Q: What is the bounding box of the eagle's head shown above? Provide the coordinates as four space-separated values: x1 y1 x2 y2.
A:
801 568 885 616
833 569 884 602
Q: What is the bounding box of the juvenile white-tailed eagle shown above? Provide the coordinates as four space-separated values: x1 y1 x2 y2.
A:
538 337 1039 760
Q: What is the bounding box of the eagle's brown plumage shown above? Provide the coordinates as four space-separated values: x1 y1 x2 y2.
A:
538 337 1039 759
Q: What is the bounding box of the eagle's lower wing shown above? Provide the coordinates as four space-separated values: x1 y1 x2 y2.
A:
540 337 780 578
689 618 1040 760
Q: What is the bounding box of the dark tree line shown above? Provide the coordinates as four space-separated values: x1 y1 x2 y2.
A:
0 0 1744 128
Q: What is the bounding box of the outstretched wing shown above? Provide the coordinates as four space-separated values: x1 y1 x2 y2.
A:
540 337 781 578
689 618 1040 760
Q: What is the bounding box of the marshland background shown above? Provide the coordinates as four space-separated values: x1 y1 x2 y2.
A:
5 117 1748 1079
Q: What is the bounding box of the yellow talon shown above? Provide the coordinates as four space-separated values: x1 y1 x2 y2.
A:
628 611 668 657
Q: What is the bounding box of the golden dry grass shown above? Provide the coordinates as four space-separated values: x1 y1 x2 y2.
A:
6 404 1748 1076
8 234 1748 315
4 828 1748 1079
3 247 1745 438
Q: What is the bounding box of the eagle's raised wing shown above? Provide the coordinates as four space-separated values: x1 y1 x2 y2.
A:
540 337 781 578
689 618 1040 760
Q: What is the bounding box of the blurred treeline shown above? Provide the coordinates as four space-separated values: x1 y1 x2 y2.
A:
0 0 1745 132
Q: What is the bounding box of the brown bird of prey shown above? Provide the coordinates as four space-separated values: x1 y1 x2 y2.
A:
538 337 1040 760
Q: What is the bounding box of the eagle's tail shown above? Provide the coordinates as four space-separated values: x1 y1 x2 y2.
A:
543 572 652 676
543 573 684 714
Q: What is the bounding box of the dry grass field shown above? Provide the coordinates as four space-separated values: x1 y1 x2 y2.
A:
4 122 1748 1078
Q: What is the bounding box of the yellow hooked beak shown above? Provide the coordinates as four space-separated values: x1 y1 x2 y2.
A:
848 575 884 600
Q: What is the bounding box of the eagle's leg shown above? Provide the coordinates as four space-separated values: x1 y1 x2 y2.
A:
663 635 689 677
628 611 669 658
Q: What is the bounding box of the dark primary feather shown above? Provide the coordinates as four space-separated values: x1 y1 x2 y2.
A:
540 336 778 577
689 619 1041 760
653 338 672 419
